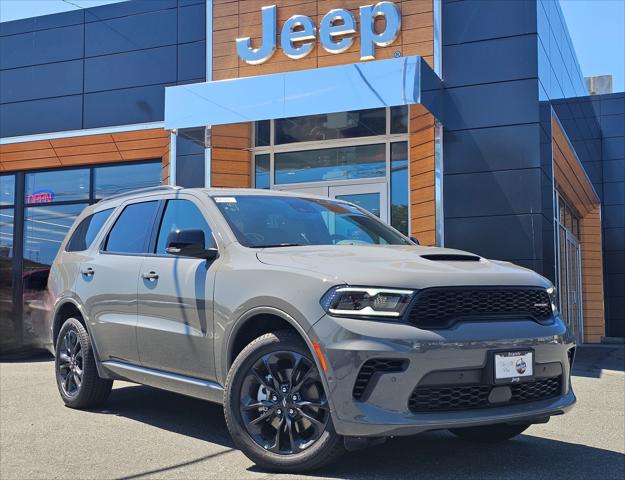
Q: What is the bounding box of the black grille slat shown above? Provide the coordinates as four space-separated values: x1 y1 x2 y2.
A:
353 359 407 399
408 287 553 328
408 376 562 413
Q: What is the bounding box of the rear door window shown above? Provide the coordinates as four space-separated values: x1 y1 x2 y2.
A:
104 201 159 254
66 209 113 252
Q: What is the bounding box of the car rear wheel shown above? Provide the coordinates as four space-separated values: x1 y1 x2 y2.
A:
55 317 112 408
449 423 531 442
224 330 344 472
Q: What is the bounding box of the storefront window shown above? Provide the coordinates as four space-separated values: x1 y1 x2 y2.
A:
275 108 386 145
25 169 90 204
275 144 386 185
255 154 270 189
95 162 162 199
255 120 271 147
1 174 15 206
390 142 409 236
390 106 408 134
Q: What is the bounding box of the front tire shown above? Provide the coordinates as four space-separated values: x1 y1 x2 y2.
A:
224 331 344 472
449 423 531 442
55 318 112 409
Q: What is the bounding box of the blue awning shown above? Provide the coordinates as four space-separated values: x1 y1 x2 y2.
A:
164 55 440 129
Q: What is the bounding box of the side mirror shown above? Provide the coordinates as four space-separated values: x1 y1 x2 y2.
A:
410 236 420 245
165 229 218 260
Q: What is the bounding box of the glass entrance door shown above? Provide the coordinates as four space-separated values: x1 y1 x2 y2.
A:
565 232 583 342
277 182 388 222
329 183 388 223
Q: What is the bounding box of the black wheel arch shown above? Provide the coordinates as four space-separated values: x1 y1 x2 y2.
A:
223 307 331 401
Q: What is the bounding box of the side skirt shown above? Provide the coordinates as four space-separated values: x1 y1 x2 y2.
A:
100 360 224 404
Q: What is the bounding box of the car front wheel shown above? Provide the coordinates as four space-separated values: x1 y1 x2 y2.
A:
224 330 344 472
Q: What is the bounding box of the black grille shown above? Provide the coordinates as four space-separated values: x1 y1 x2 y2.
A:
408 287 553 328
408 376 562 413
353 358 408 400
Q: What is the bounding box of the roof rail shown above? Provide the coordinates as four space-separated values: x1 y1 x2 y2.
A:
100 185 182 202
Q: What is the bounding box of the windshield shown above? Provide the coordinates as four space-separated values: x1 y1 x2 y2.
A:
212 195 410 248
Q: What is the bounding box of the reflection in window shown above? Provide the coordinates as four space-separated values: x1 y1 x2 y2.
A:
255 120 270 147
0 208 14 350
255 154 270 189
335 193 381 218
275 144 386 185
66 209 114 252
155 200 214 255
1 175 15 206
390 106 408 134
391 142 409 236
23 204 86 267
26 169 89 204
275 108 386 144
104 201 159 254
95 162 161 199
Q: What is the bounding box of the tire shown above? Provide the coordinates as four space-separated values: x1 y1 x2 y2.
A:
449 423 531 443
224 330 344 472
54 317 113 409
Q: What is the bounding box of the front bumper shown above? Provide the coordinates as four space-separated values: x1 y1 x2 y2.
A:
310 314 576 437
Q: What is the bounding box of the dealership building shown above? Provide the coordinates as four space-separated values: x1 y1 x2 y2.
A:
0 0 623 352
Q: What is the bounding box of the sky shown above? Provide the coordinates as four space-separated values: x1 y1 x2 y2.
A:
0 0 624 93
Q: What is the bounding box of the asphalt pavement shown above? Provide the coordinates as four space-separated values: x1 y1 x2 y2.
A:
1 346 623 480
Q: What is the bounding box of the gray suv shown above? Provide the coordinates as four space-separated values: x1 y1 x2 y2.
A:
49 186 576 472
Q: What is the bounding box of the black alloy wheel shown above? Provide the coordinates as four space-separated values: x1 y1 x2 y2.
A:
57 327 84 397
54 317 113 408
239 351 329 454
224 331 344 472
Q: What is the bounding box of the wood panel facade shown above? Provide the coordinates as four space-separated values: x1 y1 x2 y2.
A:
213 0 434 80
552 115 605 343
0 129 171 181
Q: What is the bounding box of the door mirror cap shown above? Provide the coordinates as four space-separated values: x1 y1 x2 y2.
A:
410 236 420 245
165 229 218 260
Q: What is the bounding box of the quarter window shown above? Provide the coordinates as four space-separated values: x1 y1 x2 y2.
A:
104 201 159 254
155 200 214 255
66 209 114 252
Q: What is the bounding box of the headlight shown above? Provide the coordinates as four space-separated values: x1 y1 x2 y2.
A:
547 285 559 315
320 286 415 318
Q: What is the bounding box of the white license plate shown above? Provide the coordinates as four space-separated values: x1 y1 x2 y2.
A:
494 351 533 381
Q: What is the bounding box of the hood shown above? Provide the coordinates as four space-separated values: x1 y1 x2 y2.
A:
256 245 549 289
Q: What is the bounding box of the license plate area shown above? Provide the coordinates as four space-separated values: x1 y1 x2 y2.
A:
492 350 534 384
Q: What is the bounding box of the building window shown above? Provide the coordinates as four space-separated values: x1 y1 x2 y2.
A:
252 107 410 233
390 142 409 236
274 144 386 185
2 161 161 353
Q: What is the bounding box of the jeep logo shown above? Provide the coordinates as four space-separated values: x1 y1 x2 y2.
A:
236 2 401 65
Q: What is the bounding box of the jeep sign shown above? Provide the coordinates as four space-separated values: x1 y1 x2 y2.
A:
236 2 402 65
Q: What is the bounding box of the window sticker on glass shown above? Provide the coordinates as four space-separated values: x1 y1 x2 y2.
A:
214 197 237 203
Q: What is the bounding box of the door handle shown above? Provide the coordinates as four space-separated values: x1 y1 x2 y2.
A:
141 271 159 281
80 267 95 277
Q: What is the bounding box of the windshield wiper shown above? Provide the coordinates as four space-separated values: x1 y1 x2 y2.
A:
254 243 305 248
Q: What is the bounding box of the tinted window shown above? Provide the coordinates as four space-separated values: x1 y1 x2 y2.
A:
213 195 409 248
104 201 158 254
155 200 214 255
66 209 114 252
1 175 15 206
94 162 161 199
255 154 270 189
25 169 90 204
275 108 386 144
274 144 385 185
